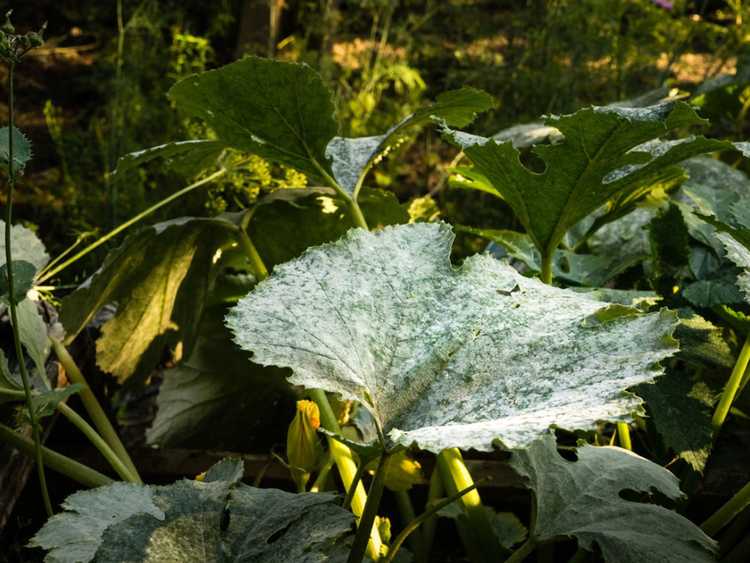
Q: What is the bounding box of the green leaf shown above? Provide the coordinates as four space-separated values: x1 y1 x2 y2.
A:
15 298 50 379
509 433 717 562
444 103 730 260
146 306 294 450
0 220 49 272
462 226 641 287
168 56 337 181
0 349 20 391
649 203 690 278
28 385 84 419
635 367 714 473
61 216 237 382
0 126 32 173
719 231 750 302
327 87 495 195
227 223 678 452
679 157 750 226
673 312 736 369
30 461 354 562
250 188 407 270
0 260 36 304
113 139 225 178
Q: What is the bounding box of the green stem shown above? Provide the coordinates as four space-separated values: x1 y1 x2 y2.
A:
36 168 228 284
56 403 137 483
234 226 268 281
309 388 382 559
701 479 750 536
505 538 536 563
342 458 368 511
540 251 553 285
49 337 141 484
712 334 750 433
395 490 424 562
313 158 370 231
347 453 388 563
309 451 334 492
617 422 632 450
419 465 445 563
4 61 53 517
437 448 503 563
384 483 478 563
0 422 113 488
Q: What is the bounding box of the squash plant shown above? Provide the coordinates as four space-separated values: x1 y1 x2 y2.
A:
2 33 750 562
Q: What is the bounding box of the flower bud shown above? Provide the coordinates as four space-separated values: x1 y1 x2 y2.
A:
287 400 324 489
382 450 423 492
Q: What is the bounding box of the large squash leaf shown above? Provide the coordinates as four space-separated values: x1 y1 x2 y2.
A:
443 103 730 261
61 216 238 382
113 139 225 179
168 57 337 181
508 433 716 562
29 459 354 562
168 56 493 194
227 223 678 452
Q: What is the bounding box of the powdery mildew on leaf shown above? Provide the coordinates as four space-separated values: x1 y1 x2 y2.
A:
509 433 717 562
326 87 495 195
0 220 49 272
227 223 678 451
444 102 730 257
30 463 354 563
719 232 750 302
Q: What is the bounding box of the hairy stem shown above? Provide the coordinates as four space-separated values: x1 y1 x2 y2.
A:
57 403 137 483
309 388 382 558
540 250 554 285
712 334 750 433
0 422 112 488
395 490 424 562
49 337 141 483
701 479 750 536
347 453 388 563
4 62 53 516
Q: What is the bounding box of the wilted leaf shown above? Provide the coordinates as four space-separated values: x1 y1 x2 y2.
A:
61 216 237 382
509 433 717 562
444 103 730 262
0 126 32 173
30 460 354 563
228 223 678 452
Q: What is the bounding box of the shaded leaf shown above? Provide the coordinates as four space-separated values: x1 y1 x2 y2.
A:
30 460 354 563
228 223 678 452
0 260 35 305
509 433 717 562
15 298 51 379
635 368 714 473
28 385 84 419
444 103 730 260
0 126 32 173
113 139 225 178
61 216 237 382
169 56 337 181
0 220 49 272
146 307 294 450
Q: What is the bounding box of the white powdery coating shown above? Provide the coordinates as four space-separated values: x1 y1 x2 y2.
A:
227 223 678 452
326 135 384 195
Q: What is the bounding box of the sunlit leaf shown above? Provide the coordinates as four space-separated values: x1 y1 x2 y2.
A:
228 223 678 451
113 139 225 178
444 103 730 261
0 126 32 173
